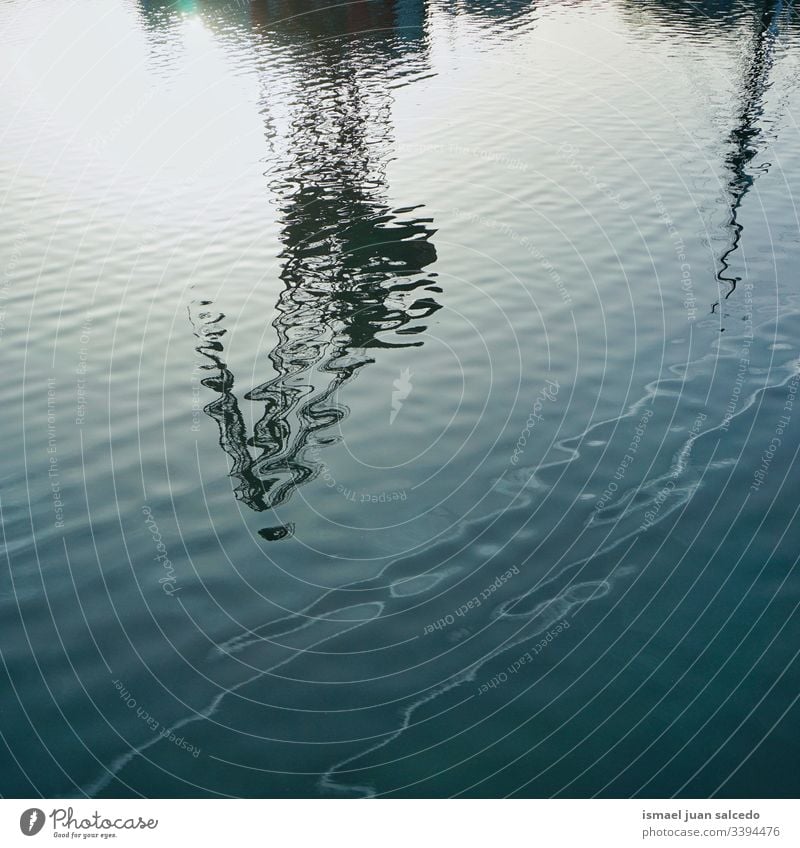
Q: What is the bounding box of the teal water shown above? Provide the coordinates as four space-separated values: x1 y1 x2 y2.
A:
1 0 800 798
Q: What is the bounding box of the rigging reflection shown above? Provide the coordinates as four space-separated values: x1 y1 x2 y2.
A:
712 0 784 317
625 0 790 318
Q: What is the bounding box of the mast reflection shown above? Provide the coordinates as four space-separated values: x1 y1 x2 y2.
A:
712 0 783 317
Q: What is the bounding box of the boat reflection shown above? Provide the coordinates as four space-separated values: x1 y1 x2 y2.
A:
164 2 442 524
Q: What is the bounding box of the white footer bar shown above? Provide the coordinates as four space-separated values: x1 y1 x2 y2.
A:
2 799 797 847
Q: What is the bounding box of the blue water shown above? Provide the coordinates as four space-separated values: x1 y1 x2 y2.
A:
1 0 799 798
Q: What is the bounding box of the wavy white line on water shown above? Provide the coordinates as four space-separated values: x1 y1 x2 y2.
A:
82 602 384 798
319 576 621 797
85 334 800 798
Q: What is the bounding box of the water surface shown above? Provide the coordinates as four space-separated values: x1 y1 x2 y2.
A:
1 0 800 798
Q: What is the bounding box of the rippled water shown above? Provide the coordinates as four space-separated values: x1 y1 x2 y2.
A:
2 0 800 798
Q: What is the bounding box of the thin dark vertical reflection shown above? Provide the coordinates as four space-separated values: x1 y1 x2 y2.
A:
712 0 785 318
620 1 795 319
173 1 441 524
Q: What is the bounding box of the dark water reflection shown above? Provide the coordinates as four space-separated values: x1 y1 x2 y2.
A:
188 3 442 515
189 0 789 518
194 2 466 518
713 1 782 315
1 0 800 799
